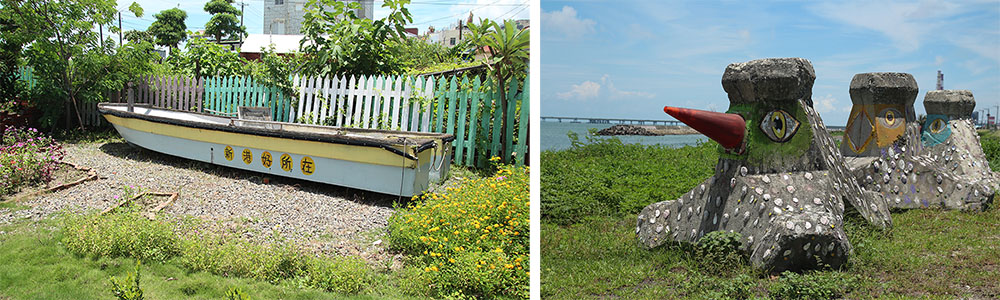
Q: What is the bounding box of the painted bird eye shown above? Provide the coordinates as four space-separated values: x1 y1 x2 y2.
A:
760 110 800 142
877 108 903 129
929 118 946 133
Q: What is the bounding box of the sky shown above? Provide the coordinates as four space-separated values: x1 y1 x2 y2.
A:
540 0 1000 126
114 0 528 40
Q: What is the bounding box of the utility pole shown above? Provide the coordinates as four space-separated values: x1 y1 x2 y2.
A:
995 105 999 129
237 2 248 42
458 20 463 41
99 23 104 48
118 12 123 45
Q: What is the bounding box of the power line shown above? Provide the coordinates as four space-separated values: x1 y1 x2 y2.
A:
410 0 506 25
497 0 528 19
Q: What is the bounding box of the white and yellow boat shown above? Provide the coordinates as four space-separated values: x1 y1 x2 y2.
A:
98 103 454 196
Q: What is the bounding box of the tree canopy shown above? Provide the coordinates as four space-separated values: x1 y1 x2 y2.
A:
0 0 159 129
148 8 187 48
204 0 245 42
299 0 413 76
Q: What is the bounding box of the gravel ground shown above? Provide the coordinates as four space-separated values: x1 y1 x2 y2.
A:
0 140 423 261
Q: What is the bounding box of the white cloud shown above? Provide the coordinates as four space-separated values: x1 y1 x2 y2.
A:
814 94 845 113
557 74 654 100
947 34 1000 64
808 1 961 51
600 74 655 99
557 81 601 100
960 59 992 75
542 6 595 39
935 55 945 66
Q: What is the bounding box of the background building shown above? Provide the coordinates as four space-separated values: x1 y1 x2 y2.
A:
429 17 529 48
264 0 374 35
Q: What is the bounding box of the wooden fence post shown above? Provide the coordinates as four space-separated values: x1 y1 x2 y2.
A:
465 77 483 166
515 77 529 166
455 76 470 165
504 78 519 162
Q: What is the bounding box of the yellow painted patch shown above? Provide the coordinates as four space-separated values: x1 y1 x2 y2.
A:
280 153 293 172
261 151 273 168
224 146 234 161
104 114 419 168
301 156 315 175
874 104 905 147
242 148 253 164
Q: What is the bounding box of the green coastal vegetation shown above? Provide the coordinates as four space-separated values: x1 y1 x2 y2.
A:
541 132 1000 299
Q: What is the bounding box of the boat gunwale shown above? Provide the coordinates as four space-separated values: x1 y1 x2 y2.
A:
99 103 453 159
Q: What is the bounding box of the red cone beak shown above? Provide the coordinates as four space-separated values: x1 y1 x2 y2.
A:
664 106 746 150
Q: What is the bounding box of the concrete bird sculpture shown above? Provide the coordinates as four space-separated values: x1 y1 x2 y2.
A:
840 74 994 211
637 58 891 272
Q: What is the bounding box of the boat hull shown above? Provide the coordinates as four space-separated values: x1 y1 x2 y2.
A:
101 107 441 197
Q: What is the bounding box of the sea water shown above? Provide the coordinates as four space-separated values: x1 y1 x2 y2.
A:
541 121 708 151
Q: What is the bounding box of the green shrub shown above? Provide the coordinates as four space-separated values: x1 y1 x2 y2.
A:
109 260 144 300
225 287 250 300
979 131 1000 172
769 271 858 300
541 136 718 224
695 231 746 274
716 274 757 299
61 206 180 262
302 256 375 294
387 163 529 298
179 233 306 283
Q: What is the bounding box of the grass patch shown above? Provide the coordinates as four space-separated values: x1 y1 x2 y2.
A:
61 205 181 262
388 162 529 299
179 232 307 283
2 205 424 299
541 136 1000 299
0 225 346 299
541 136 718 224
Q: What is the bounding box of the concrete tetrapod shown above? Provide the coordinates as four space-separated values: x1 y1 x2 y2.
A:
637 58 891 273
840 74 994 211
921 90 999 201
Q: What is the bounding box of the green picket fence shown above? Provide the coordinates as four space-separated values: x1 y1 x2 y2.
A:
17 67 36 89
282 74 529 167
203 76 294 122
432 76 529 167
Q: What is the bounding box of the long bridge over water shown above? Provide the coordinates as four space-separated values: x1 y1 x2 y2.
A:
541 116 682 126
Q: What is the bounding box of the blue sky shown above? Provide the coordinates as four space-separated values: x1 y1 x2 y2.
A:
115 0 528 40
540 0 1000 126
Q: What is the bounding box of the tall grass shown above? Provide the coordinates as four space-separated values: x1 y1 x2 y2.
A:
541 135 718 224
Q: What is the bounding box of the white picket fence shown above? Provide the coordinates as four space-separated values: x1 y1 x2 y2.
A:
291 75 436 132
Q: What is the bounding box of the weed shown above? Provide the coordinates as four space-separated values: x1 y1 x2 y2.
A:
695 231 747 275
109 260 144 300
769 270 858 300
179 233 306 283
225 287 250 300
301 256 374 294
61 206 180 262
